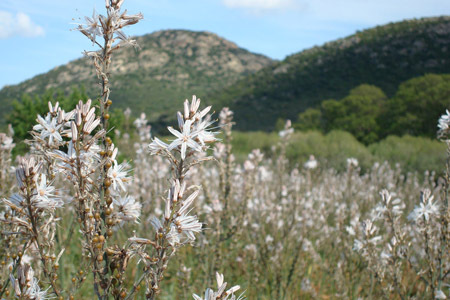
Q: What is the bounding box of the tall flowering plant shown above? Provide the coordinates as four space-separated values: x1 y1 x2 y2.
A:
0 0 235 299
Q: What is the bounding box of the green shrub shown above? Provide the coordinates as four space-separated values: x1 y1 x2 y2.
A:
230 130 446 174
369 135 446 174
286 130 375 171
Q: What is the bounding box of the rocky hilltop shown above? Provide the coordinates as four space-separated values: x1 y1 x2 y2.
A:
0 30 274 122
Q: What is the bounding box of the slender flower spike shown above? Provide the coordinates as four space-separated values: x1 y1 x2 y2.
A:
168 119 201 159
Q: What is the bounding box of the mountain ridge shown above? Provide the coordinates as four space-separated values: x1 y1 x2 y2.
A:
2 17 450 131
0 29 274 123
210 16 450 130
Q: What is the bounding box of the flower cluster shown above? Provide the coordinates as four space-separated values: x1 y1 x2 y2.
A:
76 1 143 48
193 273 244 300
10 264 50 300
149 95 217 160
437 109 450 139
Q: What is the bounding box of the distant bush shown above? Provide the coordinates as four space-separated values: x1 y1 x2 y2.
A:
231 131 279 161
286 130 375 170
231 130 445 174
369 135 446 174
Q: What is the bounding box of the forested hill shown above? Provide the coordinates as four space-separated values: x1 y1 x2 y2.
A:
210 16 450 131
0 30 274 124
2 17 450 132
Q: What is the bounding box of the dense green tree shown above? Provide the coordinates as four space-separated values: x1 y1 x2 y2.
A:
326 84 386 144
293 108 321 131
295 84 387 144
320 99 344 132
382 74 450 137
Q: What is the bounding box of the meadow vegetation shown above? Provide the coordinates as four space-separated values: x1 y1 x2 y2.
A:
0 1 448 300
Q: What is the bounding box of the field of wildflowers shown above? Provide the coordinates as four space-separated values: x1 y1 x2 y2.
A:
0 1 448 299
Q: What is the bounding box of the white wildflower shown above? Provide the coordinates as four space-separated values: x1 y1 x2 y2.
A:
108 161 130 192
353 239 364 252
148 137 169 155
33 114 63 146
304 155 318 169
279 120 293 138
168 119 201 159
193 272 244 300
113 195 141 222
437 109 450 138
33 174 62 209
150 216 163 231
76 9 102 44
436 290 447 299
408 189 440 222
134 113 147 128
194 117 218 146
167 225 181 246
174 214 202 242
347 157 358 168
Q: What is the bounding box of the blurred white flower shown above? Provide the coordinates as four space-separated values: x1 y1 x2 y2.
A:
0 133 14 150
76 9 102 44
408 189 439 222
194 118 218 146
134 113 147 128
148 137 169 155
436 290 447 299
113 195 141 222
193 272 243 300
279 119 293 138
33 174 62 209
437 109 450 138
265 235 274 243
304 155 318 169
174 214 202 242
347 157 358 168
108 161 130 192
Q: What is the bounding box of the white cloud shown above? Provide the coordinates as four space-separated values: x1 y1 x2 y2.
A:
222 0 295 10
0 10 45 39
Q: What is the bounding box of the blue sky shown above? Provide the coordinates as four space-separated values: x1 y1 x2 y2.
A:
1 0 450 89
